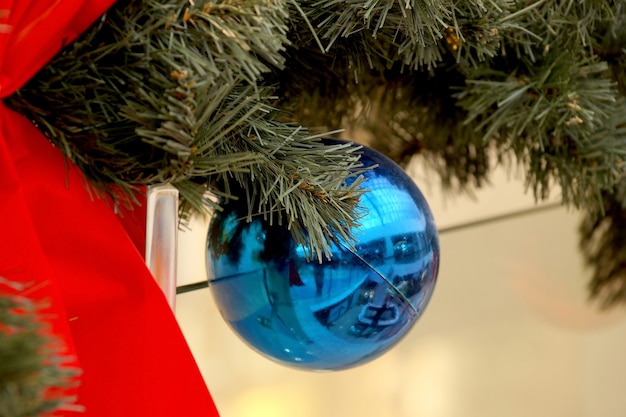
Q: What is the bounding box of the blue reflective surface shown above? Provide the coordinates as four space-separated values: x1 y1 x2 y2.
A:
206 142 440 370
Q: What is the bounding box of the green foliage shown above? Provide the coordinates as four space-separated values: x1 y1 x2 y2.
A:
281 0 626 206
0 280 77 417
457 59 624 206
580 179 626 309
5 0 626 304
9 0 292 200
7 0 368 260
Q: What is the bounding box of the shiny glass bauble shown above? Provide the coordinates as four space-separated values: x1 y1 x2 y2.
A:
206 141 440 370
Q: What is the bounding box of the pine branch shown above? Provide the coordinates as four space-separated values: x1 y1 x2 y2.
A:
213 136 369 261
580 178 626 309
0 279 78 417
454 1 625 208
6 0 370 259
6 0 626 303
279 0 626 204
593 2 626 94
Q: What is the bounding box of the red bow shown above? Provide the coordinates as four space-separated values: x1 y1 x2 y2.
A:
0 1 219 415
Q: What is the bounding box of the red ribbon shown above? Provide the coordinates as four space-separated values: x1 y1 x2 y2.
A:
0 2 219 415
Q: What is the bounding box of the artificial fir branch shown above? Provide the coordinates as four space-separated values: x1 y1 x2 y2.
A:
5 0 626 304
576 3 626 308
0 280 78 417
279 0 626 206
580 179 626 309
456 58 624 207
9 0 292 199
7 0 368 259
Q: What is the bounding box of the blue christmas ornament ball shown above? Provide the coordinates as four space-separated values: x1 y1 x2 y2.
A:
206 141 440 371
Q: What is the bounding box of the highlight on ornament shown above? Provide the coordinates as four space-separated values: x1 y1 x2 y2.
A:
206 141 440 371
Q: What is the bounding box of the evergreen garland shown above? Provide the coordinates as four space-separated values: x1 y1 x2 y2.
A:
6 0 369 261
0 279 78 417
5 0 626 305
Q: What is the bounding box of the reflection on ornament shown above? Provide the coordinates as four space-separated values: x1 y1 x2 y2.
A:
206 141 440 370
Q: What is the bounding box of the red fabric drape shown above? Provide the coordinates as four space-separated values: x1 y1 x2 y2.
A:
0 2 219 416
